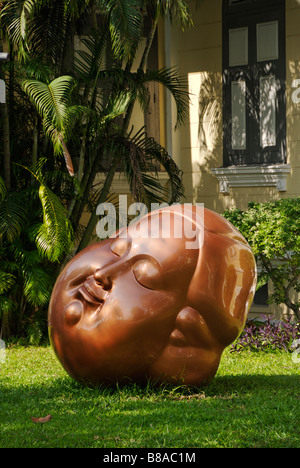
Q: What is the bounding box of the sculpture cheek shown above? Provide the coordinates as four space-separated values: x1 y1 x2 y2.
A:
64 300 83 326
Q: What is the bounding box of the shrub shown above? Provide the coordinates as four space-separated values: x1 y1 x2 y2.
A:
231 315 300 353
223 198 300 321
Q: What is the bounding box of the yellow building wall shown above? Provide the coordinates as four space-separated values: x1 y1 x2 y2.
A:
170 0 300 213
286 0 300 198
172 0 224 209
167 0 300 319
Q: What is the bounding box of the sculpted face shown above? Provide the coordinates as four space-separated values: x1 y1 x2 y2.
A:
48 205 257 386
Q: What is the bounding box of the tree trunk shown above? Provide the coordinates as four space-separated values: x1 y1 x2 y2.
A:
0 309 11 340
284 276 300 321
69 145 100 226
2 101 11 191
75 156 117 253
32 115 38 171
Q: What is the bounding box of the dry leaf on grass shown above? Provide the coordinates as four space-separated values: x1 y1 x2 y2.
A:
31 414 52 423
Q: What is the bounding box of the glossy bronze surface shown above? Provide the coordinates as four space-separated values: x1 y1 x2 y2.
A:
48 205 257 387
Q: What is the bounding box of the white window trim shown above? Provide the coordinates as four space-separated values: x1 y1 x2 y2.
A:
211 164 291 195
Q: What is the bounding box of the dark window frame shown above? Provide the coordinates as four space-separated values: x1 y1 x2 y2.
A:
222 0 286 167
253 283 269 307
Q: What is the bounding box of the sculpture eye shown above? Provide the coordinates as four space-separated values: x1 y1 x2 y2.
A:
132 259 163 290
110 238 131 257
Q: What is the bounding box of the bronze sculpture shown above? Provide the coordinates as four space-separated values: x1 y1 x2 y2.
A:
48 205 257 387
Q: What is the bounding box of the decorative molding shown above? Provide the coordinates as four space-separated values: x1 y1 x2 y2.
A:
211 164 291 194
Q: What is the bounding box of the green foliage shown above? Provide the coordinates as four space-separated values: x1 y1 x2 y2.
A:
224 198 300 319
121 127 184 205
0 170 74 340
98 0 144 60
225 198 300 259
0 0 192 339
0 190 28 242
0 271 16 295
137 67 189 128
22 75 86 175
0 0 37 59
36 183 73 261
145 0 194 29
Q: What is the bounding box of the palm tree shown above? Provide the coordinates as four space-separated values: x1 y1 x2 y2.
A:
1 0 192 224
0 0 197 337
72 0 194 252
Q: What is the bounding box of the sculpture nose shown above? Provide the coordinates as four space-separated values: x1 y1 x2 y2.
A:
93 268 112 290
93 253 130 289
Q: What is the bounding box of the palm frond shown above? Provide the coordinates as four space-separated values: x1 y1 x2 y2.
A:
0 271 16 295
26 319 44 345
22 75 74 126
13 163 74 261
58 134 75 177
15 57 53 83
22 75 82 175
74 28 109 86
36 183 74 262
94 66 189 128
120 135 150 203
98 0 144 60
114 128 184 207
23 264 54 306
25 0 68 67
64 0 91 19
42 165 81 201
11 237 42 267
145 0 194 30
141 67 190 128
0 0 37 58
140 134 185 204
0 255 19 276
0 193 28 243
0 296 16 316
102 90 133 122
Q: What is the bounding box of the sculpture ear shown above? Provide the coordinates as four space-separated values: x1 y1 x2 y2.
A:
186 228 256 347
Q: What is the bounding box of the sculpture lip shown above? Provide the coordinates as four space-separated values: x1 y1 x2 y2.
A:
78 284 107 305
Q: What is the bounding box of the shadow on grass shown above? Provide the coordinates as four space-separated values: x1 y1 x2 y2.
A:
1 373 299 448
1 371 299 401
207 372 300 394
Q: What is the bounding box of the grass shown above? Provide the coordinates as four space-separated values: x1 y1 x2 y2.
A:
0 344 299 448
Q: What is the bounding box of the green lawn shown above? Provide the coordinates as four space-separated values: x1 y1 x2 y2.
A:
0 344 299 448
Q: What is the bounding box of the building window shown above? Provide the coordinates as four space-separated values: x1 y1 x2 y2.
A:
253 283 269 307
222 0 286 167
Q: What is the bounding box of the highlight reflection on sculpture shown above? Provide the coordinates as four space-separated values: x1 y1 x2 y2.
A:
48 205 257 387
